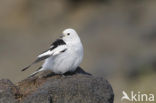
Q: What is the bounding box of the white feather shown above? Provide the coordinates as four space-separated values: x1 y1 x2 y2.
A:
38 45 67 58
38 50 52 58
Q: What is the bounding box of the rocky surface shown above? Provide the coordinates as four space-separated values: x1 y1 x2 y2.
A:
0 67 114 103
0 79 19 103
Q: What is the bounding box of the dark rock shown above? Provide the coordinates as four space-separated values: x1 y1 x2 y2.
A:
0 67 114 103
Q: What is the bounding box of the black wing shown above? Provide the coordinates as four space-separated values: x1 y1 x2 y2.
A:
50 38 66 50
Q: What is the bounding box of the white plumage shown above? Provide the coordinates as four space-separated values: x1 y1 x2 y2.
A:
22 28 84 76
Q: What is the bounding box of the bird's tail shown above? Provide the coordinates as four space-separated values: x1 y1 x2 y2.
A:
28 67 43 78
21 55 50 71
28 71 40 78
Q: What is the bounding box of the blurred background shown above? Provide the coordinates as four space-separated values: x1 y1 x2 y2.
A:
0 0 156 103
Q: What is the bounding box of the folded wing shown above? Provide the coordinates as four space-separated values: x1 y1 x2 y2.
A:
21 38 67 71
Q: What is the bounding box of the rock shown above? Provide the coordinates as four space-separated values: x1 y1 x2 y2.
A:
0 79 19 103
0 67 114 103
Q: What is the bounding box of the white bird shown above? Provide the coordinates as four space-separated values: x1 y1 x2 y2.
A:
21 28 84 76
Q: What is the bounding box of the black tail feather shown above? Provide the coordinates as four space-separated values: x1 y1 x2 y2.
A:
21 55 50 72
21 65 31 71
28 71 39 78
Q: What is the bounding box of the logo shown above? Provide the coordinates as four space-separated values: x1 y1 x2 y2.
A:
121 91 155 102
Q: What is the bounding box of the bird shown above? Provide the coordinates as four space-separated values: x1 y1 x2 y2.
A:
21 28 84 77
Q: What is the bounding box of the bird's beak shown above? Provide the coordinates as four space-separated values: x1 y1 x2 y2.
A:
60 34 64 38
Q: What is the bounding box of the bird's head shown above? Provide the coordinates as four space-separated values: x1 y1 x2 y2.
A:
61 28 81 44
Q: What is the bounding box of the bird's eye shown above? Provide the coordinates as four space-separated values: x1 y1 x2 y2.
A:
67 33 70 36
